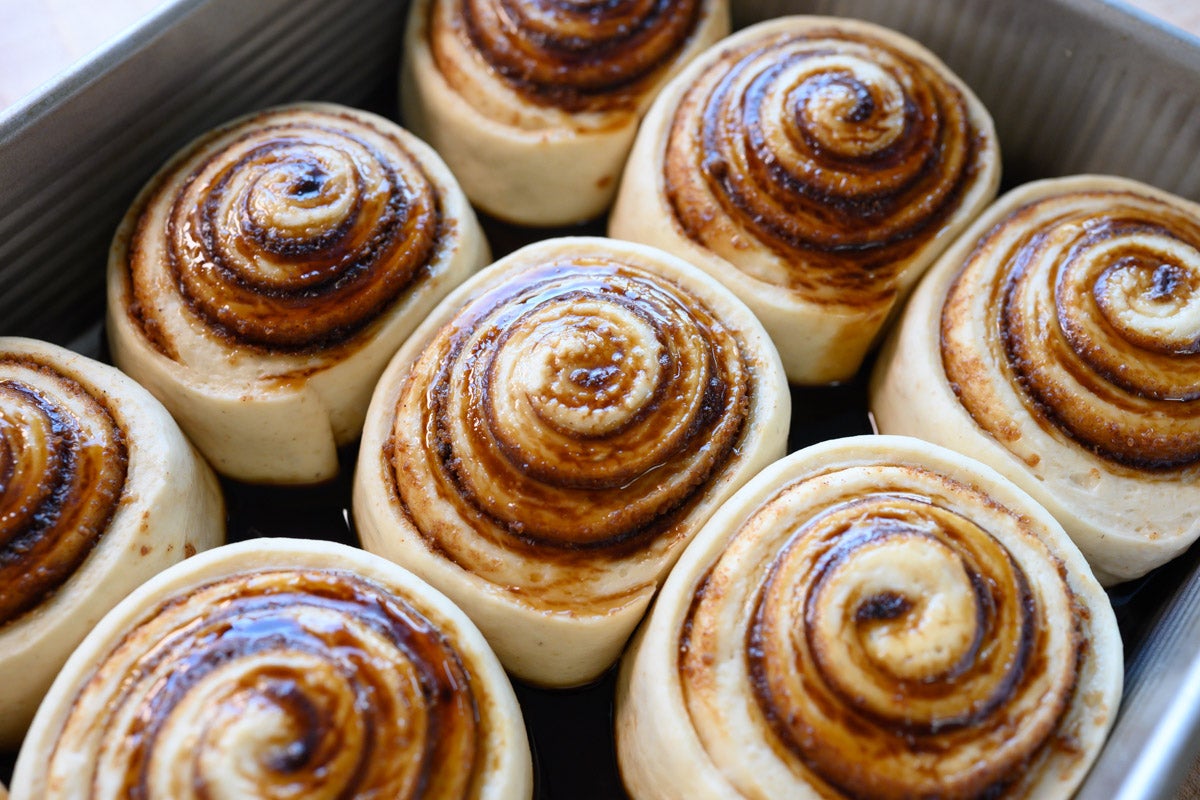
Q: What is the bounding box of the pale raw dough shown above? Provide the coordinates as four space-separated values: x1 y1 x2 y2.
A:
0 337 223 749
871 175 1200 584
610 16 1001 384
401 0 730 225
617 435 1122 800
11 539 532 800
354 236 790 686
107 102 489 484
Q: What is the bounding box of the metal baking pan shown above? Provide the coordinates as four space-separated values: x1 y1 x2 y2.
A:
3 0 1200 798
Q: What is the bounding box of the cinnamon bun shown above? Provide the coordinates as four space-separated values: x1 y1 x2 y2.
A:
0 337 223 748
617 435 1121 800
10 539 531 800
871 175 1200 583
401 0 730 225
353 236 789 685
107 102 489 484
610 16 1000 384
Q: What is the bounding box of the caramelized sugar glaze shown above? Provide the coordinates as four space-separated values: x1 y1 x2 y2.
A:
0 338 224 750
664 28 983 296
618 438 1121 800
108 103 487 483
445 0 707 114
355 237 789 686
942 189 1200 471
872 176 1200 584
44 570 484 799
404 0 729 226
12 542 531 799
610 16 1000 384
0 355 126 622
124 107 449 356
389 260 749 559
689 474 1076 799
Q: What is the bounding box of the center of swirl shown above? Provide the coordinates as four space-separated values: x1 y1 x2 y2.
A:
1091 241 1200 356
791 61 906 159
813 524 984 685
776 501 1026 735
242 146 359 265
516 301 663 438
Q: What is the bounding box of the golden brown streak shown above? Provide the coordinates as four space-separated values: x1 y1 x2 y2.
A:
1000 244 1200 470
668 36 980 295
80 573 478 798
425 269 746 550
0 371 126 627
166 139 438 351
455 0 703 112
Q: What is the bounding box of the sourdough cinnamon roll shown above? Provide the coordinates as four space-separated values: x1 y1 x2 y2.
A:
871 175 1200 583
354 237 789 686
11 539 531 800
0 337 223 749
617 435 1121 800
107 102 489 484
610 16 1000 384
401 0 730 225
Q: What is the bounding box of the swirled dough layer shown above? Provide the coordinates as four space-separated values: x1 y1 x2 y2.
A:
11 539 531 800
402 0 730 225
871 175 1200 583
107 102 489 483
0 337 223 748
354 236 789 685
611 16 1000 384
617 435 1121 800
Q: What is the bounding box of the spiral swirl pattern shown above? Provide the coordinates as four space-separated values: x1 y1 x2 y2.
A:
357 238 786 684
123 105 445 354
44 568 484 799
390 258 749 563
650 444 1107 800
663 25 988 304
942 188 1200 469
0 354 126 626
433 0 706 113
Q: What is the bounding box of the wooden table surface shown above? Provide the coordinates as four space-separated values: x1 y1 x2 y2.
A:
1 0 1199 797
